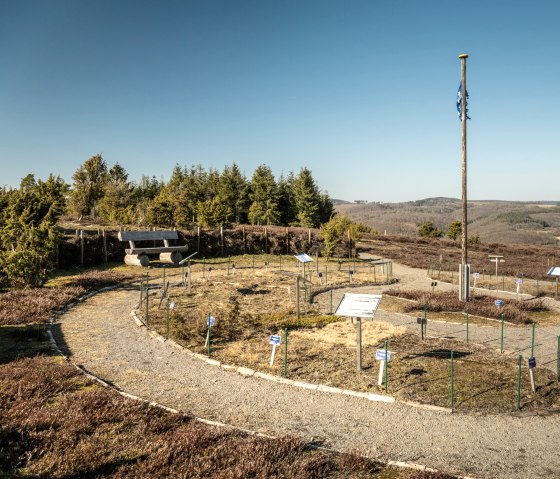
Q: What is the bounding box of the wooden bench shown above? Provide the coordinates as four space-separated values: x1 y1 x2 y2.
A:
117 230 188 266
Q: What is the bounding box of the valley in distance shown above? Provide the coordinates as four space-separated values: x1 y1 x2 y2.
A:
335 197 560 246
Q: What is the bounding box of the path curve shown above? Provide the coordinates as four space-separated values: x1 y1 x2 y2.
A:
55 287 560 479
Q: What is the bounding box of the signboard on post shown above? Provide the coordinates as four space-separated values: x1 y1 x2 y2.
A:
269 334 281 366
335 293 382 318
335 293 383 371
489 255 505 279
375 349 391 362
495 299 504 308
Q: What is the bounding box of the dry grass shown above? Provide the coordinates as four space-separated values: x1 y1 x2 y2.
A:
0 271 134 326
292 321 406 348
385 288 549 325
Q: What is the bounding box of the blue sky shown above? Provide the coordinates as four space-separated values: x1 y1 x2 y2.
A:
0 0 558 202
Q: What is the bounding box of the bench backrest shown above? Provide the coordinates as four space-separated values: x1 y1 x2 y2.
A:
118 230 179 242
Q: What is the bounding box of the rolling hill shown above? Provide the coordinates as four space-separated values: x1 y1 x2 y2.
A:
336 198 560 246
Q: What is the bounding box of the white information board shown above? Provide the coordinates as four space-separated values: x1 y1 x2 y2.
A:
547 267 560 277
335 293 382 318
294 253 313 263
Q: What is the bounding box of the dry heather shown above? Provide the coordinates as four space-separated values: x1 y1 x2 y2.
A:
0 355 401 479
0 270 133 326
385 288 548 324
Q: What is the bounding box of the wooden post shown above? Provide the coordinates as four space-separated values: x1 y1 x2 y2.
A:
102 228 108 263
197 226 201 254
243 226 246 254
264 226 268 254
459 53 469 301
80 230 84 266
286 227 289 255
220 226 224 256
295 276 300 319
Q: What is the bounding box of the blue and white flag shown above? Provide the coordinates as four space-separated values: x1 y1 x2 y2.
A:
456 82 470 120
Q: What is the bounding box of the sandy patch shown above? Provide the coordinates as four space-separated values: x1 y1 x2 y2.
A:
290 320 405 348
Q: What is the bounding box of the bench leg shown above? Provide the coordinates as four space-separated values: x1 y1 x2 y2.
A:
125 254 150 267
159 251 182 265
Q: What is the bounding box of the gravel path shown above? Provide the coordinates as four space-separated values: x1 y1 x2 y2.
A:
55 280 560 479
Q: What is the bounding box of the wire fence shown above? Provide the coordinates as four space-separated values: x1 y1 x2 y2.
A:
133 255 560 413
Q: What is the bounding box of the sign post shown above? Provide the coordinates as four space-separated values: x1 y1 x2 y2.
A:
205 314 215 355
528 356 537 392
269 334 281 366
335 293 383 371
489 255 505 280
516 278 523 295
375 346 391 390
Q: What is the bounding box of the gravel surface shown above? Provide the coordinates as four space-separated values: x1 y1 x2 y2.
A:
55 262 560 479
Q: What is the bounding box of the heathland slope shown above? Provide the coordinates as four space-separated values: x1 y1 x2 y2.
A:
337 198 560 245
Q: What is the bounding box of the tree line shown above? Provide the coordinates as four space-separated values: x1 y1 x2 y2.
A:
0 154 335 287
69 154 334 229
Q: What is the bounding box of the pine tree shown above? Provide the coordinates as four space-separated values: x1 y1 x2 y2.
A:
293 168 321 227
277 173 297 226
248 165 279 225
218 163 249 224
69 154 108 219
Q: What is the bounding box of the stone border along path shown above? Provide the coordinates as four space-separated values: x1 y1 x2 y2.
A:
53 262 560 479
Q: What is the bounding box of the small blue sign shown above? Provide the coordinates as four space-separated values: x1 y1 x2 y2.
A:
515 278 523 285
169 301 175 310
473 272 480 278
495 299 504 308
528 357 536 369
269 335 281 346
375 349 391 362
207 316 215 327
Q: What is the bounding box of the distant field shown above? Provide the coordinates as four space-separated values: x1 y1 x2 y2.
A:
336 197 560 246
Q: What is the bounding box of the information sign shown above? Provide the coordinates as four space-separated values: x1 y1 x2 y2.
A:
495 299 504 308
375 349 391 362
207 316 215 327
335 293 382 318
269 335 281 346
528 357 537 369
294 253 313 263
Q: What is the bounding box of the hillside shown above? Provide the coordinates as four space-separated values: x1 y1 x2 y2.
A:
336 198 560 246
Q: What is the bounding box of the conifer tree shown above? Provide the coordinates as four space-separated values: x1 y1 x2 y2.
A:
248 165 279 225
69 154 108 219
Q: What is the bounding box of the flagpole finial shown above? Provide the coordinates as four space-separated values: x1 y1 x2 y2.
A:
458 53 469 59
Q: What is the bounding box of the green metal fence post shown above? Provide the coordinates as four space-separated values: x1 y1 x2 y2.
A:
145 272 149 326
165 299 170 340
330 288 333 315
466 307 469 343
423 304 427 337
557 336 560 382
450 350 455 408
325 266 328 286
531 322 535 357
517 354 522 410
284 327 288 378
384 340 388 393
207 312 211 356
501 313 505 353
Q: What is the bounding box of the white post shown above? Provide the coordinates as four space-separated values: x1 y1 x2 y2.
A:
378 360 385 386
270 344 277 366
